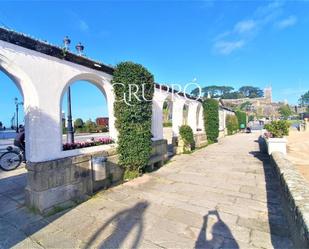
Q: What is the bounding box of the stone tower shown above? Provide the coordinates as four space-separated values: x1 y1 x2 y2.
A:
264 87 272 104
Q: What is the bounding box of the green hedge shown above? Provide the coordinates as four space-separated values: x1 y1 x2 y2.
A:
202 99 219 142
235 110 247 129
113 62 154 177
226 115 239 135
264 120 289 138
179 125 195 149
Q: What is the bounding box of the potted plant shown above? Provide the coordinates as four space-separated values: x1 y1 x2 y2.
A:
264 120 289 155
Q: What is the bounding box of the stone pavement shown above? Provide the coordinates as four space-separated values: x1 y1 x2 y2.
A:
0 133 294 249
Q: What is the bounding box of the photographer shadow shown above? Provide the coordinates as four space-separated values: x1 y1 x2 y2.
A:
195 210 239 249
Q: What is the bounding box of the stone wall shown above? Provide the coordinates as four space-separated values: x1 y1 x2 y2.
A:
271 152 309 248
25 147 122 214
148 139 168 169
25 140 168 214
194 132 207 148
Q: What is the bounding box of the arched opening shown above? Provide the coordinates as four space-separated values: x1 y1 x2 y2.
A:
60 80 114 151
196 104 203 132
183 104 189 125
0 69 27 214
162 97 174 155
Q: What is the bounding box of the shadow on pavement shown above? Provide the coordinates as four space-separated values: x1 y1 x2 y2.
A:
84 201 149 249
249 136 294 249
195 210 239 249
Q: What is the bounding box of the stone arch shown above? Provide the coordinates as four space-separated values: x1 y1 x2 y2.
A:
0 54 39 160
196 103 204 131
0 54 39 106
59 72 116 144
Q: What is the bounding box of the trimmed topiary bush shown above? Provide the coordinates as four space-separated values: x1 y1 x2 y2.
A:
226 115 239 135
235 110 247 129
179 125 195 149
203 99 219 143
113 61 154 178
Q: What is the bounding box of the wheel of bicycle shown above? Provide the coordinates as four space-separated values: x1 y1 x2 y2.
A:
0 151 22 171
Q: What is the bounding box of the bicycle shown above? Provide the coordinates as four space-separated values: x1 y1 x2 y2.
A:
0 146 25 171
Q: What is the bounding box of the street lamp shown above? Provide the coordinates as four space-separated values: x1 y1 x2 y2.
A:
63 36 71 51
66 87 74 143
14 97 23 132
75 42 84 56
63 36 74 143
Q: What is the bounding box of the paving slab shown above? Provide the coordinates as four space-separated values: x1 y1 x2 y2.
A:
0 133 294 248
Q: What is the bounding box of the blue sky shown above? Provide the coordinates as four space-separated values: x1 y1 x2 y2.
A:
0 1 309 126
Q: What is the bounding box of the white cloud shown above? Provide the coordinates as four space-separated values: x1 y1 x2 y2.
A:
79 20 89 32
213 1 297 55
214 40 245 55
276 16 297 29
234 20 257 34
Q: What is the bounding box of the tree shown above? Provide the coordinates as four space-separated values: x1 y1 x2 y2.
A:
299 90 309 106
239 86 263 98
74 118 84 129
221 91 244 99
85 119 96 132
239 101 253 111
191 85 234 98
278 105 292 120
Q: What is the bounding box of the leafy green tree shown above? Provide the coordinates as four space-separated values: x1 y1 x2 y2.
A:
299 90 309 106
278 105 292 120
239 86 263 98
85 119 96 132
239 101 253 111
74 118 84 129
221 91 245 99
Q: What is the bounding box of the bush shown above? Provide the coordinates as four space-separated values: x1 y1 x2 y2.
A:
74 118 84 129
264 120 289 138
226 115 239 135
202 99 219 143
163 121 172 127
179 125 195 149
235 110 247 129
113 61 154 175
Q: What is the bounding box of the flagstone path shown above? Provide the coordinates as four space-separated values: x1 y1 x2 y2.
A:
0 133 293 249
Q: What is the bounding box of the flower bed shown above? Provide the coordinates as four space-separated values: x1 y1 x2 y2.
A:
63 137 114 151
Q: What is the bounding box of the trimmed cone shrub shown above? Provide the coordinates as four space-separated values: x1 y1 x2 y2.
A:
203 99 219 142
235 110 247 129
179 125 195 150
226 115 239 135
113 62 154 177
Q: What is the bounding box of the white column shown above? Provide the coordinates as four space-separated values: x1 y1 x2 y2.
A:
151 90 168 140
172 98 186 136
187 102 199 134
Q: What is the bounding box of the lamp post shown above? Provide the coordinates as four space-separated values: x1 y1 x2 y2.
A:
14 97 23 132
66 87 74 143
75 42 84 56
63 36 74 143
